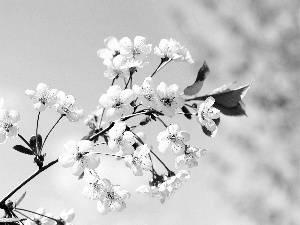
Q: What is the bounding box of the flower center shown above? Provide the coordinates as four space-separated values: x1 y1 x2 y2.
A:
113 100 123 109
161 97 174 107
132 156 141 166
3 123 13 132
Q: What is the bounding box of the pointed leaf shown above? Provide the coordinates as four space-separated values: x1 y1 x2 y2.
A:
214 101 247 116
29 134 43 153
12 145 33 155
184 61 210 96
14 191 26 207
181 106 192 119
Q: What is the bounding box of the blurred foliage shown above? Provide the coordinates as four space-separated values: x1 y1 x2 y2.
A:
171 0 299 224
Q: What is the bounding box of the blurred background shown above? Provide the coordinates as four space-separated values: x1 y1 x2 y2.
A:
0 1 299 224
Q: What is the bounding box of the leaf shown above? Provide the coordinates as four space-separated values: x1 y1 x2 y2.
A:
181 106 192 119
29 134 43 153
192 83 251 116
184 61 209 96
12 145 33 155
140 116 151 126
210 83 250 108
14 191 26 207
214 101 247 116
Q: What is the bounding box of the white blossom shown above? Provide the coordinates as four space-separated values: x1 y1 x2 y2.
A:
175 146 207 168
108 122 135 155
0 109 20 144
198 97 220 137
124 144 152 176
98 36 121 67
133 77 162 110
119 36 152 61
25 83 58 111
96 181 131 215
23 208 55 225
156 82 184 117
154 38 194 63
59 140 100 176
157 124 190 155
56 91 84 122
99 85 135 120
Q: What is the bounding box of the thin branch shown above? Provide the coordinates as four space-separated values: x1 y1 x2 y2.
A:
150 58 172 77
42 115 64 149
15 208 58 223
0 159 58 206
17 134 32 150
94 152 125 158
156 117 168 128
132 132 171 172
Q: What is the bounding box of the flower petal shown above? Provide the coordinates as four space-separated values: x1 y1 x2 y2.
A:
59 153 75 168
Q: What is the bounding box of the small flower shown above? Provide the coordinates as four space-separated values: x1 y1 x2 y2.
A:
23 208 56 225
103 55 130 79
56 91 84 122
154 38 194 63
125 144 152 176
119 36 152 61
158 170 190 203
175 146 207 168
99 85 135 119
82 174 111 200
136 184 164 202
84 106 105 130
198 97 220 137
59 140 100 176
25 83 58 111
133 77 161 110
97 184 131 215
98 36 121 66
58 208 75 225
156 82 184 117
0 109 20 144
157 124 190 155
108 122 135 155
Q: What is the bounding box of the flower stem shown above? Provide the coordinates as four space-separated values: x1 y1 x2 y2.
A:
124 75 132 89
132 132 171 173
156 117 168 128
150 58 172 77
14 210 34 221
18 134 32 150
0 159 58 206
42 115 64 149
94 152 125 158
15 208 58 222
35 112 41 154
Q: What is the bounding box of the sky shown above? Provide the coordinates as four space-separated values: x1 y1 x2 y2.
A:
0 1 254 225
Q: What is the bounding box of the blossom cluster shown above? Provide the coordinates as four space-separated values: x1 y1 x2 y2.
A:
0 34 249 223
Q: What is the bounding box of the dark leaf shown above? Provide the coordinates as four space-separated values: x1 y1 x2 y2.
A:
181 106 192 119
150 113 157 121
103 134 109 145
184 61 210 96
140 116 151 126
12 145 33 155
14 192 26 207
201 126 215 138
29 134 43 153
210 83 250 108
214 101 247 116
